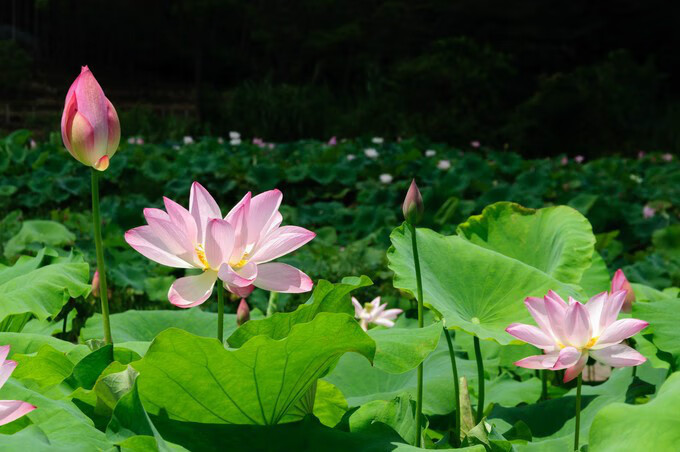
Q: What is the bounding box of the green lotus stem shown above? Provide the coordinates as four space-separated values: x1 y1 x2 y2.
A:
91 170 113 344
541 369 548 401
409 222 424 447
443 327 460 447
473 335 484 423
267 291 279 317
574 373 582 451
217 284 225 343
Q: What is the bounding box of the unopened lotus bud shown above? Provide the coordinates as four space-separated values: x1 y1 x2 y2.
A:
236 299 250 326
61 66 120 171
402 179 424 224
92 270 100 297
612 269 635 312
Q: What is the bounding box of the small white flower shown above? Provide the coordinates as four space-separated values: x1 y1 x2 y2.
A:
372 137 384 144
379 173 393 184
183 136 194 145
364 148 379 159
352 297 403 331
425 149 436 157
230 138 242 146
229 131 240 140
347 154 356 161
437 159 451 170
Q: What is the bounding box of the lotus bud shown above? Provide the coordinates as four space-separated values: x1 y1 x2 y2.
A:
61 66 120 171
236 299 250 326
92 270 100 298
402 179 424 225
612 269 635 312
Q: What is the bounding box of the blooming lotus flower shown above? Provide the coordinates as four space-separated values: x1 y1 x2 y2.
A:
61 66 120 171
643 205 656 219
253 137 265 147
352 297 403 331
364 148 379 158
612 269 635 312
125 182 315 307
425 149 436 157
470 140 480 148
0 346 36 425
183 136 194 145
506 290 647 382
662 153 673 162
229 131 240 140
574 155 585 163
328 136 337 146
230 138 242 146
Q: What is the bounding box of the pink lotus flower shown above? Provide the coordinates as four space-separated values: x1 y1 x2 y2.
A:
662 153 673 162
328 136 337 146
560 156 569 165
470 140 480 148
352 297 403 331
0 345 36 425
643 205 656 219
61 66 120 171
125 182 315 307
611 269 635 312
506 290 647 382
574 155 585 163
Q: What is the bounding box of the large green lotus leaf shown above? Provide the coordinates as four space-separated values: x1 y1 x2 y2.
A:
134 313 375 425
3 220 75 259
349 394 419 445
0 332 90 359
368 322 442 373
588 371 680 451
148 414 481 452
489 368 634 451
0 379 112 451
81 309 236 343
281 380 349 427
0 254 90 325
578 252 611 297
457 203 595 284
633 297 680 370
325 339 479 415
388 224 582 344
228 276 372 348
12 344 77 388
486 374 541 408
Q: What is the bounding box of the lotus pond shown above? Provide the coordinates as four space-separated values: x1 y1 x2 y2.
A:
0 70 678 451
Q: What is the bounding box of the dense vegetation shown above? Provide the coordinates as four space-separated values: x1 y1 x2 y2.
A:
0 129 678 450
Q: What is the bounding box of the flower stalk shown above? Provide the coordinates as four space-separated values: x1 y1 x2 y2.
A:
409 221 424 447
443 327 460 447
574 373 582 451
473 335 485 423
91 169 113 344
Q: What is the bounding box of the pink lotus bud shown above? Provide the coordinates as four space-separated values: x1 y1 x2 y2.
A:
612 269 635 312
402 179 424 224
236 299 250 326
92 270 100 297
61 66 120 171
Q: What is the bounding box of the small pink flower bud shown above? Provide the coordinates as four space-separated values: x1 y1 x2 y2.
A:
402 179 424 225
236 299 250 326
92 270 100 298
611 269 635 312
61 66 120 171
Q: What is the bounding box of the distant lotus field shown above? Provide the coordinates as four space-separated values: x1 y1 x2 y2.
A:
0 68 678 451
